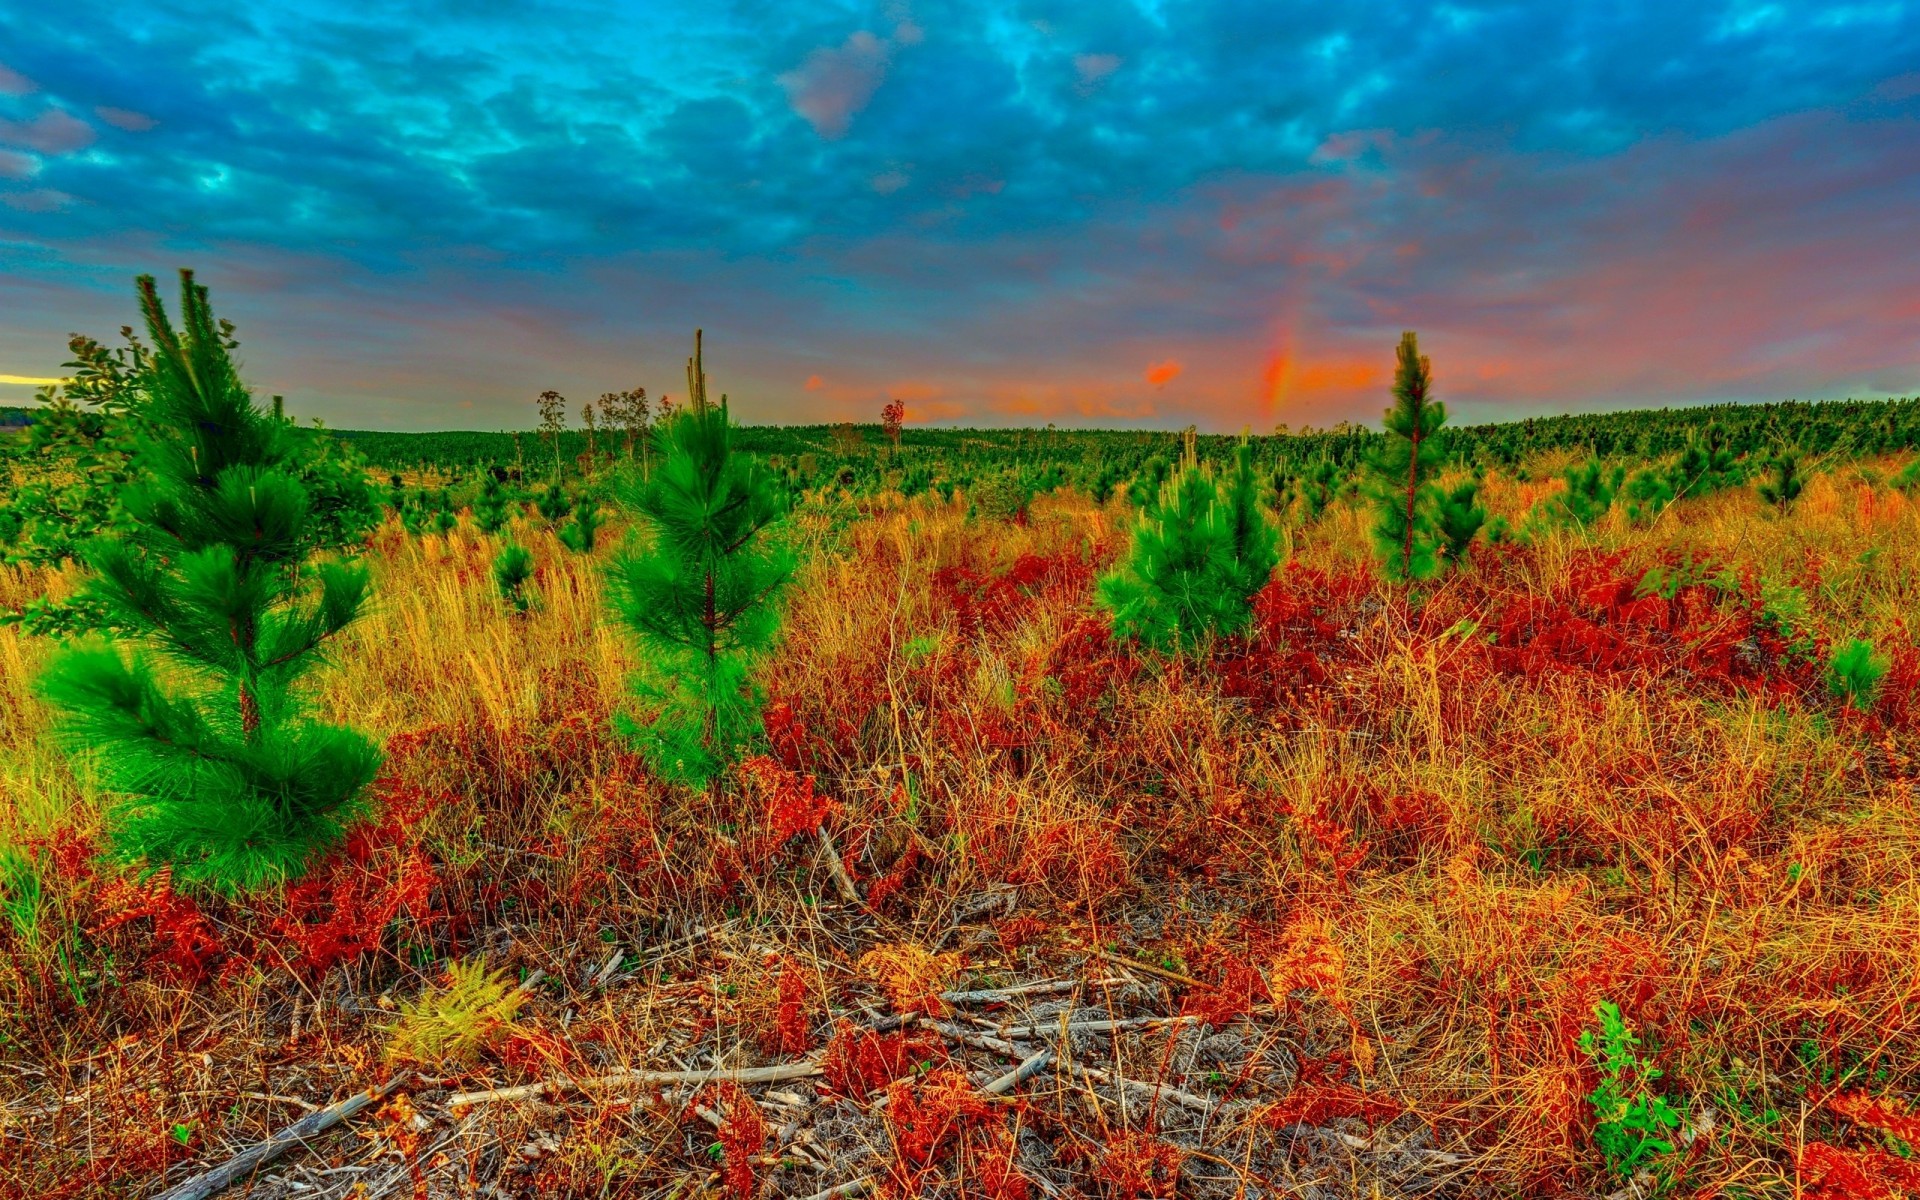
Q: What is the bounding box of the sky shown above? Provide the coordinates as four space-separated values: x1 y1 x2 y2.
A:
1 2 1917 432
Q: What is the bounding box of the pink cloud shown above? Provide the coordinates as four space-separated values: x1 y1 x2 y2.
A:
0 149 36 180
0 62 32 95
1 188 73 212
95 106 158 132
0 109 95 155
1074 53 1122 91
779 31 892 139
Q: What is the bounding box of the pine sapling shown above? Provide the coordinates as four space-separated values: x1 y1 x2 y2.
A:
473 476 512 535
536 482 572 525
1757 452 1803 508
1436 477 1486 564
558 494 603 554
1827 638 1887 710
1369 332 1447 581
1099 431 1277 653
36 271 381 892
494 543 535 613
608 331 793 791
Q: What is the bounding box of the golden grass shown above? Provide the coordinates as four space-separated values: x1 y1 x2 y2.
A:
1 462 1916 1196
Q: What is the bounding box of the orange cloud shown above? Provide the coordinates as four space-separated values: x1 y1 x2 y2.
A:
1144 358 1183 386
803 374 824 391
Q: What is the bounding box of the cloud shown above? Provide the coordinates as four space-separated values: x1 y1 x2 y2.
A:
1074 53 1121 91
779 30 892 139
0 108 94 155
94 106 157 132
0 1 1914 430
1144 358 1182 386
804 374 824 390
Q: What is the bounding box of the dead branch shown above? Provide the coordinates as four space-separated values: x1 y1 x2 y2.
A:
151 1073 409 1200
446 1060 822 1108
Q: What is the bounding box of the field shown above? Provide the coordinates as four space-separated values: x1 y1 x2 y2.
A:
4 396 1920 1199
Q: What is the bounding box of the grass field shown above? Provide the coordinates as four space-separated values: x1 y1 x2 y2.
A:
3 447 1919 1198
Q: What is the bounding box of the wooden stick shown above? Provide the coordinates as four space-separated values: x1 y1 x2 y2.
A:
939 977 1125 1005
1096 950 1205 989
817 829 865 907
988 1015 1201 1040
446 1060 821 1108
151 1073 408 1200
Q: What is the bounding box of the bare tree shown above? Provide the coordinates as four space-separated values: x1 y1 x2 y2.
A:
536 390 567 482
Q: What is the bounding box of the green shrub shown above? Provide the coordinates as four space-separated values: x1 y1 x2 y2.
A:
1827 638 1887 710
1099 432 1278 653
607 332 793 791
1580 1000 1682 1178
36 271 381 893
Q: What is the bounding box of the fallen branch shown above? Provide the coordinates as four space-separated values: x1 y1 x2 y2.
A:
447 1060 821 1108
939 977 1126 1005
151 1073 409 1200
1096 950 1205 989
988 1015 1201 1040
1071 1063 1214 1113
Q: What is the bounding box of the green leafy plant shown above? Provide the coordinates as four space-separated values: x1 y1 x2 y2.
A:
1368 331 1447 581
1827 638 1887 710
607 331 793 791
493 543 536 613
35 271 381 893
1099 431 1278 653
383 958 527 1068
1579 1000 1682 1178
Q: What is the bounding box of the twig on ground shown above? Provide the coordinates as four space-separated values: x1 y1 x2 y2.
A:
446 1060 821 1108
151 1073 410 1200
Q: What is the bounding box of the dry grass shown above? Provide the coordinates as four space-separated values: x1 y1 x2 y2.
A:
2 461 1918 1198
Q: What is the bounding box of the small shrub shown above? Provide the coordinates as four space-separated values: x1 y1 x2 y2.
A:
494 543 536 612
558 495 602 554
1579 1000 1682 1179
1827 638 1887 710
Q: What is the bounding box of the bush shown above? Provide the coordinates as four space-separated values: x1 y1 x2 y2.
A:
36 271 381 893
1827 638 1887 710
1100 432 1278 653
608 332 793 790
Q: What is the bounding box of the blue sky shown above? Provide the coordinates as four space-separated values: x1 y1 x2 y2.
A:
2 1 1917 430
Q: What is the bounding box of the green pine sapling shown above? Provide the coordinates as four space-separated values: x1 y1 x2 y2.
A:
1369 332 1448 581
558 494 603 554
493 543 535 613
1827 638 1887 710
536 482 572 525
1099 431 1279 653
608 331 793 791
36 270 381 892
1757 452 1803 508
1436 478 1486 564
473 476 512 535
